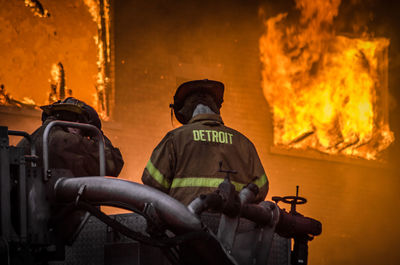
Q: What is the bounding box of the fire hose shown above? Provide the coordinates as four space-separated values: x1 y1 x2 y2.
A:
54 177 202 233
53 177 238 265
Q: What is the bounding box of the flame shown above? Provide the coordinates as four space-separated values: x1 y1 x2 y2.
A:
21 97 36 106
0 84 37 108
83 0 99 22
48 63 69 104
259 0 394 160
84 0 111 120
50 63 61 82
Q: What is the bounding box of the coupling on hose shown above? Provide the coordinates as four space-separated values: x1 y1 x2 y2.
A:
187 178 241 218
240 201 279 227
275 208 322 238
241 202 322 238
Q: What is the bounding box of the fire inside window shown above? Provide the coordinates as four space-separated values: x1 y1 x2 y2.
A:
259 1 394 160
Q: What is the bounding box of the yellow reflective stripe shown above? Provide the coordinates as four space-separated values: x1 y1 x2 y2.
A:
171 177 248 191
231 181 246 191
171 178 224 188
253 173 267 188
145 160 170 189
170 174 266 190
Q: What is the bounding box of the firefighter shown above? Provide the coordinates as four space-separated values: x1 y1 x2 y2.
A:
142 79 268 205
18 97 124 177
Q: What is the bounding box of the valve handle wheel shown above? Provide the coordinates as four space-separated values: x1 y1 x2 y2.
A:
272 185 307 213
280 195 307 205
272 186 307 207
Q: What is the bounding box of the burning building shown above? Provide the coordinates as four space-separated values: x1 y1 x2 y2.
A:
259 0 394 161
0 0 112 119
0 0 399 265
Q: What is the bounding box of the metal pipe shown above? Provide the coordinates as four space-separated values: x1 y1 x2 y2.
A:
8 130 36 167
0 126 12 241
240 204 274 226
187 193 223 216
54 177 202 233
42 121 105 179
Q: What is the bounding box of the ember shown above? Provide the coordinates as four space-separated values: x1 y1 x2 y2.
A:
259 0 394 160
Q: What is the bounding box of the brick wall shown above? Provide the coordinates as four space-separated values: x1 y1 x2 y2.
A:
111 1 400 265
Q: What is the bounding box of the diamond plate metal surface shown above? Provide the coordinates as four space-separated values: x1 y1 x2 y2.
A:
50 212 290 265
64 215 107 265
268 233 291 265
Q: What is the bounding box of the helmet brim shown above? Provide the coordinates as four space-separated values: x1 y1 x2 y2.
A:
173 79 224 112
40 103 84 116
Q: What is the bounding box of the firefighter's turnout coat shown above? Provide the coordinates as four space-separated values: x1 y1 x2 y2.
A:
18 117 124 177
142 114 268 205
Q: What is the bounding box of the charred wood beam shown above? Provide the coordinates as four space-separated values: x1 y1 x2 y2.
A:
338 137 360 152
58 62 65 100
23 0 50 18
289 131 315 145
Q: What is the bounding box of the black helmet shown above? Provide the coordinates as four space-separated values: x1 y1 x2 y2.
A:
40 97 102 130
171 79 224 124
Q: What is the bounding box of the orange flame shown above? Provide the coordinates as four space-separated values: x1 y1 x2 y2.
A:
259 0 394 160
83 0 99 22
84 0 111 120
0 84 36 108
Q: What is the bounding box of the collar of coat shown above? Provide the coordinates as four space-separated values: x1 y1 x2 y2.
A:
188 113 224 125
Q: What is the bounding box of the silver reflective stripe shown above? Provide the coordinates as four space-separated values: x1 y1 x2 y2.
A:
145 160 170 189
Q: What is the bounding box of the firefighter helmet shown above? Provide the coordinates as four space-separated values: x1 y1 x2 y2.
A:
40 97 102 130
171 79 224 124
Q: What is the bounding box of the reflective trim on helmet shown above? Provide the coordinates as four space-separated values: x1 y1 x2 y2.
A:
145 160 170 189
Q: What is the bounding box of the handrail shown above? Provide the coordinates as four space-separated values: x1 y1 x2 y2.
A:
42 120 105 179
8 130 37 167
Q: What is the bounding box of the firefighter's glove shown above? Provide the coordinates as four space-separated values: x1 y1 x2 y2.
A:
217 178 241 218
275 208 322 239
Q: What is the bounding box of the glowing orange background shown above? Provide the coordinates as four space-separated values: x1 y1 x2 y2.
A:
1 1 399 265
0 0 97 106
